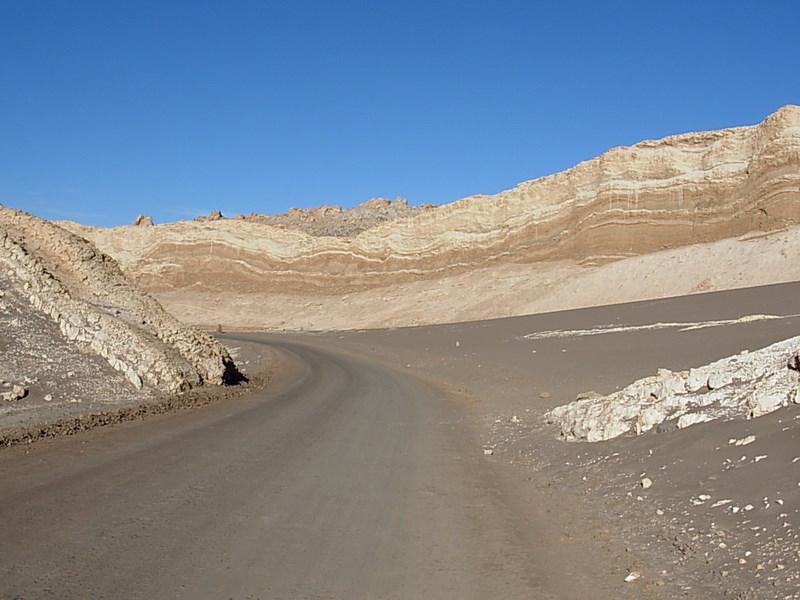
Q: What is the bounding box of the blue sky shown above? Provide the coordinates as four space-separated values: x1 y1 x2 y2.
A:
1 1 798 227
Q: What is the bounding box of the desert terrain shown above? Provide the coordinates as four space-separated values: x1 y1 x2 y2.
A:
1 106 799 599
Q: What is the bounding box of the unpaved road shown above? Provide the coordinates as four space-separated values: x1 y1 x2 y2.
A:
0 339 602 600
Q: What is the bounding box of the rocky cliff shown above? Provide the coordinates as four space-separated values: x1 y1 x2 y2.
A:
0 207 242 392
62 105 800 329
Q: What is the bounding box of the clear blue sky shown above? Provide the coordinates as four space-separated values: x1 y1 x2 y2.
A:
1 1 798 227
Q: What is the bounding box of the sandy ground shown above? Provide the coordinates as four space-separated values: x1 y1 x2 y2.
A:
1 333 659 600
3 282 800 598
292 280 800 598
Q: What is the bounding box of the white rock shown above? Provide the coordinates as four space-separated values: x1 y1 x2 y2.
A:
707 371 733 390
677 413 715 429
731 435 757 446
685 368 709 393
624 571 641 583
641 477 653 489
545 335 800 442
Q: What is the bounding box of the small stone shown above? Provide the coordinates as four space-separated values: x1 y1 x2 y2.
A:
43 394 53 402
483 449 494 455
624 571 641 582
656 421 675 433
731 435 756 447
641 477 653 489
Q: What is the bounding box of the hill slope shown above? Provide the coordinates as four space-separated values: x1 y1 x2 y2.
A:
62 105 800 330
0 206 243 403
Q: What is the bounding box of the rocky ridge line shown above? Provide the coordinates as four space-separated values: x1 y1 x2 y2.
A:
206 197 433 238
545 336 800 442
0 206 242 393
64 105 800 302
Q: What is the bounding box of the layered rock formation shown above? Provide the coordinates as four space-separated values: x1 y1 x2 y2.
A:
545 336 800 442
61 105 800 329
0 207 242 393
237 197 433 237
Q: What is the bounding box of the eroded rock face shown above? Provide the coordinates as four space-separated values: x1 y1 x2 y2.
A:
64 106 799 300
0 207 243 393
545 337 800 442
195 210 224 222
133 214 154 227
239 197 433 237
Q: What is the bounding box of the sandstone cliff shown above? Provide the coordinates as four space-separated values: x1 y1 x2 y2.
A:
0 207 242 392
62 105 800 330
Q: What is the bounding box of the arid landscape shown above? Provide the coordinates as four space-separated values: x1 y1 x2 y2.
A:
2 106 800 599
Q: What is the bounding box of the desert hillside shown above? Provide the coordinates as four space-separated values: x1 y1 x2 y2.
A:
0 207 246 434
62 105 800 330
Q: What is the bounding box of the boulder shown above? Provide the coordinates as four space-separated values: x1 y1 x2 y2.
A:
546 335 800 441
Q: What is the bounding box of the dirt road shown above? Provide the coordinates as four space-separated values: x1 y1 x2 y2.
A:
0 338 605 600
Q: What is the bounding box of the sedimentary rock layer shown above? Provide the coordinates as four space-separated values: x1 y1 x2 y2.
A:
65 105 800 300
0 207 242 392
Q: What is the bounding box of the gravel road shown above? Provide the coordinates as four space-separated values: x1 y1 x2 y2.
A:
0 339 566 600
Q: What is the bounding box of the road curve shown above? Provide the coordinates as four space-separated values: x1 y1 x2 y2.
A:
0 338 551 600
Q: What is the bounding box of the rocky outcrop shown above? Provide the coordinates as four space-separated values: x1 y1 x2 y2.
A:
545 337 800 442
66 106 799 294
0 207 243 393
195 210 224 222
238 197 433 237
133 214 154 227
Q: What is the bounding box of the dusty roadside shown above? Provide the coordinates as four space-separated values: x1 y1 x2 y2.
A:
0 336 275 448
309 283 800 599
